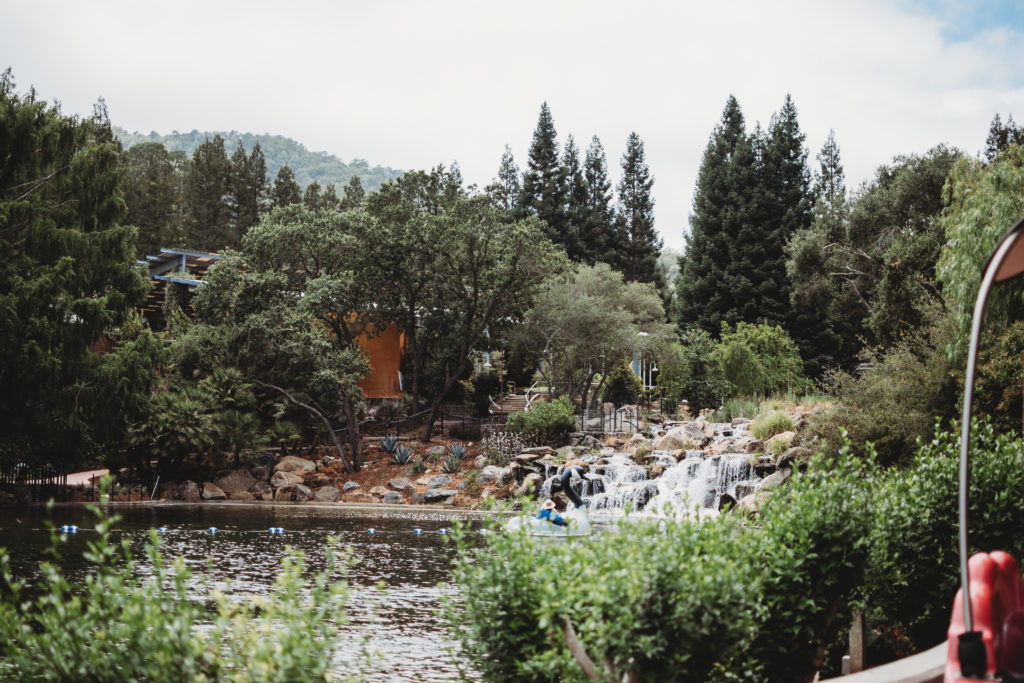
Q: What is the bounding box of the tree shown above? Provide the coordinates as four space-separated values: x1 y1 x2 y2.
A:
521 102 568 250
984 113 1024 164
719 322 806 396
122 141 185 256
516 263 675 412
183 135 230 251
614 132 663 288
581 135 616 266
0 70 150 468
303 180 323 210
272 164 301 208
676 95 758 334
937 144 1024 359
227 140 267 248
415 195 566 440
340 175 365 210
236 205 379 465
488 145 521 216
561 135 588 262
656 329 730 415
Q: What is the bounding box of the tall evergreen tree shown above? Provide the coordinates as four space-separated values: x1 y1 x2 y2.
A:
0 70 150 466
676 96 755 333
303 180 323 210
321 183 341 210
272 164 301 208
581 136 616 265
984 113 1024 163
489 144 521 216
122 141 184 256
227 141 267 248
521 102 568 249
340 175 365 209
183 135 230 251
561 134 587 261
614 132 663 288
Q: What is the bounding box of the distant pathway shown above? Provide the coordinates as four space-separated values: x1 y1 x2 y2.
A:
66 469 108 486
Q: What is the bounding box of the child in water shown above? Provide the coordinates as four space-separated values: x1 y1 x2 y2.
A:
536 498 568 527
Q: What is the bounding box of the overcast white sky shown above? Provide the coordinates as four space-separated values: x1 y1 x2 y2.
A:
5 0 1024 251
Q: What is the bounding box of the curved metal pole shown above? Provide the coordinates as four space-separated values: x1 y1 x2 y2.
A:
561 466 587 509
958 231 1020 634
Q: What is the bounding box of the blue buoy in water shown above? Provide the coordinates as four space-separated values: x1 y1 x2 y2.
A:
268 527 284 534
207 527 218 534
413 528 423 534
60 525 78 533
157 526 169 533
367 528 376 534
438 528 448 534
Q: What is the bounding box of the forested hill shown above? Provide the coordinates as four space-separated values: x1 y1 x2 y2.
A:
113 126 405 192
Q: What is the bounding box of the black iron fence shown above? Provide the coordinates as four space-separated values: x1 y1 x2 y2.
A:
0 461 69 503
577 406 642 434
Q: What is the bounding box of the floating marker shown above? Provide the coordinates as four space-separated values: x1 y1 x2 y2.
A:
366 528 376 534
413 528 423 534
479 529 488 534
157 526 169 533
206 527 218 534
268 527 284 534
438 528 448 534
60 525 79 533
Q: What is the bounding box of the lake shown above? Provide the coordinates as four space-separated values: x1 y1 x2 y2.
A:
0 502 496 681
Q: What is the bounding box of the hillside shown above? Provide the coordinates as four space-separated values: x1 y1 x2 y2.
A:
113 127 405 192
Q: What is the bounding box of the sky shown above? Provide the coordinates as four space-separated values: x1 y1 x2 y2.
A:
4 0 1024 252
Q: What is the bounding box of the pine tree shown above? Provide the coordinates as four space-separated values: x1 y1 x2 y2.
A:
183 135 230 251
676 95 755 333
321 183 341 210
489 145 521 216
521 102 568 249
272 164 302 207
123 142 184 255
581 136 616 265
340 175 365 209
561 134 587 261
303 180 323 210
984 113 1024 163
227 140 266 248
614 132 663 288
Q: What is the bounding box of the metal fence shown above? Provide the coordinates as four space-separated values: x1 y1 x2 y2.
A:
0 461 69 503
578 407 642 434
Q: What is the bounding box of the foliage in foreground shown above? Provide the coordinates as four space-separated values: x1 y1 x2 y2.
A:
0 504 363 682
449 422 1024 681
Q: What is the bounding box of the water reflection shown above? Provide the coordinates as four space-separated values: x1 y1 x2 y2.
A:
0 503 493 681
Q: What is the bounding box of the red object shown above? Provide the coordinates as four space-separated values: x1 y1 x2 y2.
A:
946 551 1024 681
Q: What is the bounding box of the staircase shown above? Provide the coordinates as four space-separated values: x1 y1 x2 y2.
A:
494 393 528 414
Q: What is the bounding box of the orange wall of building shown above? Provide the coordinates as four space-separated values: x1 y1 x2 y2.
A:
358 324 405 399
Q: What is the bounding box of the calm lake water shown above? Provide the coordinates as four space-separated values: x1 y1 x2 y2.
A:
0 502 496 681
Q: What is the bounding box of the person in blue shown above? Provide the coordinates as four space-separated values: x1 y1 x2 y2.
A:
536 498 568 526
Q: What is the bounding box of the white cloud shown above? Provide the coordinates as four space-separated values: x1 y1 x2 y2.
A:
4 0 1024 250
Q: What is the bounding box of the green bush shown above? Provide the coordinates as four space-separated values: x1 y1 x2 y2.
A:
750 411 795 441
601 359 643 408
505 398 576 445
0 503 361 681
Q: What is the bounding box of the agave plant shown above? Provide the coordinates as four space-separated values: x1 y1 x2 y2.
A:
441 453 463 474
382 434 399 454
393 445 413 465
447 443 467 461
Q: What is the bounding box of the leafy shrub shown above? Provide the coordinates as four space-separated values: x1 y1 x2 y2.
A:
712 397 759 422
392 445 413 465
381 433 399 454
719 321 809 395
505 398 576 445
804 321 957 467
0 502 358 681
751 411 794 441
657 329 731 415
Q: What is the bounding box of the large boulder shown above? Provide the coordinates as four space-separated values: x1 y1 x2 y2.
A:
342 480 361 491
514 473 543 499
521 446 555 456
249 465 272 482
313 486 341 503
652 430 694 452
758 469 792 491
179 480 201 502
274 456 317 475
423 474 451 490
274 485 296 501
227 491 254 502
214 469 257 494
370 486 389 497
476 465 509 487
270 470 304 488
382 491 404 505
424 489 458 504
201 483 227 500
388 477 416 495
293 484 313 502
765 431 796 453
305 472 332 488
249 481 273 500
622 433 649 454
342 491 377 504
